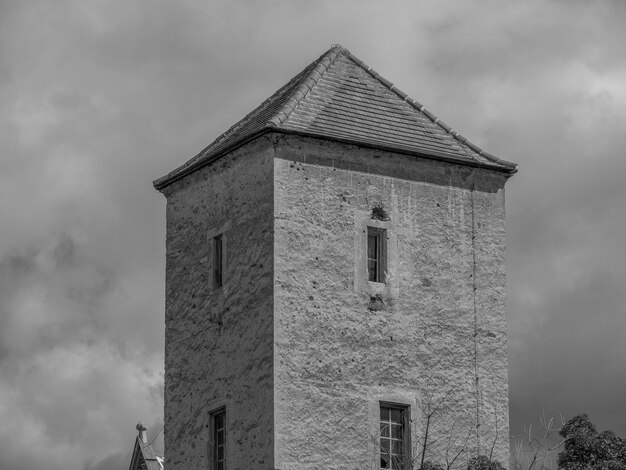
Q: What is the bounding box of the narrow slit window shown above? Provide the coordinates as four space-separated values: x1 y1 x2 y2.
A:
213 234 223 288
212 409 225 470
367 227 386 283
380 404 409 469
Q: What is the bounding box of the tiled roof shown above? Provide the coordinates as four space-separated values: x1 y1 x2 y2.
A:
128 428 163 470
155 45 517 189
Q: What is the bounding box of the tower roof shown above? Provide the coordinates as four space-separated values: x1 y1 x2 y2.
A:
154 45 517 190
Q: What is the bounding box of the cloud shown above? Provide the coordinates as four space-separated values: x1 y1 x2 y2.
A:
0 236 163 469
0 3 172 465
83 451 131 470
1 0 625 468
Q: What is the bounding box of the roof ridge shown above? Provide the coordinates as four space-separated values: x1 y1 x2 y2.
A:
187 67 313 167
344 50 517 170
267 44 345 128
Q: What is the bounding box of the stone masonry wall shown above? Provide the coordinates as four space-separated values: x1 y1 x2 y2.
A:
162 136 275 469
273 134 510 469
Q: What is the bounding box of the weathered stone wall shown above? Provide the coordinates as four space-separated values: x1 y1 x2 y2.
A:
162 136 275 469
273 134 510 469
161 131 510 469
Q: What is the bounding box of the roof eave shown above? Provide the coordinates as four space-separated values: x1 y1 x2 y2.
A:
276 129 517 175
154 128 516 192
154 47 342 193
153 127 274 192
342 46 518 173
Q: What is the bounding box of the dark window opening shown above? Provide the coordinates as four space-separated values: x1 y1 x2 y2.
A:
380 404 410 469
212 409 225 470
213 234 223 288
368 227 387 283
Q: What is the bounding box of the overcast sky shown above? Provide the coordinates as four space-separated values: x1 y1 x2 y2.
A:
1 1 625 469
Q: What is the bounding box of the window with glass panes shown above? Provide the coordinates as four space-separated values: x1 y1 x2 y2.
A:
213 409 225 470
368 227 386 283
213 234 223 288
380 404 409 469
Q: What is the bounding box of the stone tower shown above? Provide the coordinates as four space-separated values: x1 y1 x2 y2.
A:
154 45 517 470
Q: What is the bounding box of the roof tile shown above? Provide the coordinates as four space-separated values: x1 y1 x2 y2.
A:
155 45 517 189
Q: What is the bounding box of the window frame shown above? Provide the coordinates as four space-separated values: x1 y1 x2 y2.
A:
367 226 387 283
354 215 397 299
379 402 411 470
213 233 223 288
207 221 230 291
209 407 226 470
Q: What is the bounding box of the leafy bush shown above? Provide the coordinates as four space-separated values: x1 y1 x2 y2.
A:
467 455 505 470
558 414 626 470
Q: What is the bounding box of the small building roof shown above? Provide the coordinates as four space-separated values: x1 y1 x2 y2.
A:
154 44 517 190
128 422 164 470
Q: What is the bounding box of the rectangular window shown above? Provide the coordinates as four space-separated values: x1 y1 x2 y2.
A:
213 234 223 288
212 409 225 470
368 227 386 283
380 403 410 469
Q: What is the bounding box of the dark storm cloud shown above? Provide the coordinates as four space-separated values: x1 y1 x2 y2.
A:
0 0 625 468
1 2 169 467
0 236 163 469
439 3 626 437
